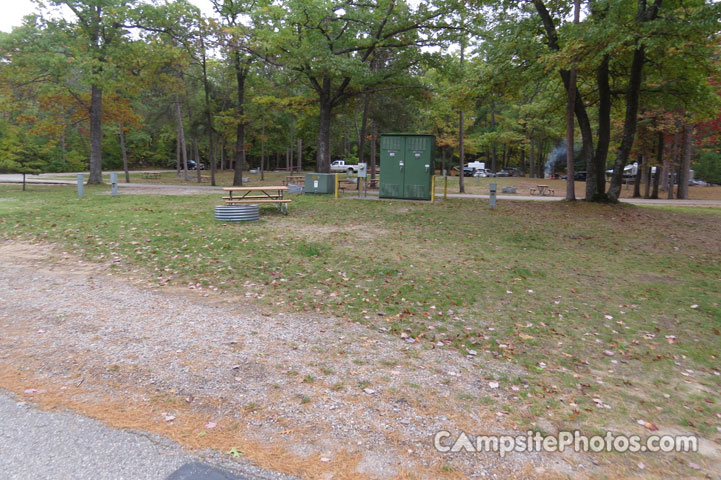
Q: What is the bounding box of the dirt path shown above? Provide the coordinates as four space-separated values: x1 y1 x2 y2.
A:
0 240 587 479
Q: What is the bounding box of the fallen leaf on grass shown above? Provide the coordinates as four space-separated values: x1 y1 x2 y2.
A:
636 419 659 431
665 335 677 344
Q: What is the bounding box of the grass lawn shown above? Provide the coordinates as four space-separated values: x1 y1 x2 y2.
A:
1 183 720 474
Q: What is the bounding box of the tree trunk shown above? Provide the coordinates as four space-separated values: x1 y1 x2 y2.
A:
533 0 597 199
175 98 189 181
566 47 577 201
641 154 650 198
651 165 661 199
441 147 447 176
289 121 294 172
119 124 129 183
458 41 465 193
233 50 247 186
607 0 661 199
370 122 377 181
668 130 680 199
529 138 535 178
297 138 302 172
194 140 201 183
633 157 643 198
608 43 645 200
459 110 465 193
649 132 664 199
220 141 225 171
358 93 370 165
677 123 694 199
176 135 181 180
260 118 265 181
588 55 611 200
200 43 216 186
490 106 497 173
61 124 67 166
316 94 332 173
88 84 103 184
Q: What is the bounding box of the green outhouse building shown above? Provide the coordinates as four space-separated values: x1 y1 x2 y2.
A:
379 134 435 201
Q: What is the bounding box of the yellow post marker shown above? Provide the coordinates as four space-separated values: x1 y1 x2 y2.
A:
334 173 339 199
444 175 448 200
431 176 436 203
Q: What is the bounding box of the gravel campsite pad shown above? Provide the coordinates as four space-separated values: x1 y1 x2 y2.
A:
0 241 583 479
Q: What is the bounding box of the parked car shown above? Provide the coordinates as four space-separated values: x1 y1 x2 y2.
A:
453 166 476 176
330 160 360 174
497 168 522 177
169 159 206 170
561 171 587 181
473 168 494 177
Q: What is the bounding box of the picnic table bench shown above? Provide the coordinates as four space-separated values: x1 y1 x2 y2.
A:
530 184 554 196
338 178 358 192
283 175 305 186
223 186 290 214
142 172 161 179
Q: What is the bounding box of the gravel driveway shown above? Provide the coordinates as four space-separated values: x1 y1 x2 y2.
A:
0 240 581 479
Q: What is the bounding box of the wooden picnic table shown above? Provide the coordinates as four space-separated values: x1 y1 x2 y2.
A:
222 186 291 214
530 184 554 196
283 175 305 186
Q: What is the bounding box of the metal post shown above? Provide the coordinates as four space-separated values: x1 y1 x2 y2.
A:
77 173 84 198
110 172 118 196
431 176 436 203
489 183 497 210
334 173 339 199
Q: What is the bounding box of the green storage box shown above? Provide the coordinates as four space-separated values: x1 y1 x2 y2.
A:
305 173 336 194
379 134 435 200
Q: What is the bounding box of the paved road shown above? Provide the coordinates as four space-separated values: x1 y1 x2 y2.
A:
1 173 719 207
0 392 295 480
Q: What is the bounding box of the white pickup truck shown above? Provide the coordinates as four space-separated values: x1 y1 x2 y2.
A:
330 160 359 174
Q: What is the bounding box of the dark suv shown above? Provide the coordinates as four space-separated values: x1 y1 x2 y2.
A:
497 168 522 177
